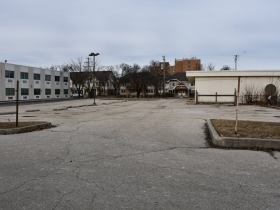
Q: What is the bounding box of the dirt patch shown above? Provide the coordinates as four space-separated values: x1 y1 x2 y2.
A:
211 119 280 140
0 122 47 129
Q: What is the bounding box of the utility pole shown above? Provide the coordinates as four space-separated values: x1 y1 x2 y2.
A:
234 55 239 70
84 57 91 98
162 55 165 98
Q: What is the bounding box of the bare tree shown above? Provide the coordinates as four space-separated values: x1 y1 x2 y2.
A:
63 58 89 98
207 63 215 71
194 63 205 71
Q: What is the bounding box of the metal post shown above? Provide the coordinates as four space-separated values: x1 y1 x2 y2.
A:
235 77 240 134
16 80 19 127
196 90 198 104
215 92 217 103
162 56 165 99
93 55 96 105
234 88 237 105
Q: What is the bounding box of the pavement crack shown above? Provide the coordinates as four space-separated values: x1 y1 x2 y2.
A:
51 190 76 210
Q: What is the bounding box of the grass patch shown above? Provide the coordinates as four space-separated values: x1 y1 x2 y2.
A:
0 122 47 129
211 119 280 140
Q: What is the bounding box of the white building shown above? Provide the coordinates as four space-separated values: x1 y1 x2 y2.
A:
186 70 280 104
0 62 70 101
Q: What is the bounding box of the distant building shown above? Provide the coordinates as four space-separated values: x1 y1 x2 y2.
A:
167 72 194 98
150 58 201 75
0 62 70 101
173 58 201 73
186 70 280 104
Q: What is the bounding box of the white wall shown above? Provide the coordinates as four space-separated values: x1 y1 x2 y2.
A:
195 76 280 103
195 77 238 103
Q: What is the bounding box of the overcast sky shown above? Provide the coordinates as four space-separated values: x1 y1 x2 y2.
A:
1 0 280 71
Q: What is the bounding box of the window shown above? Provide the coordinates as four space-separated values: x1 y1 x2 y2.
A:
21 88 29 95
20 72 28 79
34 89 41 95
64 89 68 94
191 83 194 86
6 88 15 96
121 89 126 93
123 82 126 86
172 82 176 87
55 89 60 95
55 76 60 82
63 77 68 82
45 89 51 95
45 75 51 81
34 74 40 80
188 65 190 68
5 71 14 78
170 90 174 94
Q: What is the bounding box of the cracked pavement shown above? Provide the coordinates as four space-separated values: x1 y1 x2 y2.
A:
0 99 280 209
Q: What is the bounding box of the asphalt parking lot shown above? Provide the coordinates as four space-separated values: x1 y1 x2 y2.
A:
0 99 279 210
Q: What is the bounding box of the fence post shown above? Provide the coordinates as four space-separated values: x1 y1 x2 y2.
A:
215 92 217 103
196 90 198 104
234 88 237 105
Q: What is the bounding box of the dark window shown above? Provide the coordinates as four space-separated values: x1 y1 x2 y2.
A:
5 70 14 78
63 77 68 82
34 89 41 95
55 76 60 82
123 82 126 86
20 72 28 79
45 89 51 95
188 65 190 68
64 89 68 94
34 74 40 80
6 88 15 96
21 88 29 95
55 89 60 95
45 75 51 81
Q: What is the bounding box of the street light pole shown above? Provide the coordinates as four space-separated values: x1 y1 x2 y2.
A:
89 52 99 105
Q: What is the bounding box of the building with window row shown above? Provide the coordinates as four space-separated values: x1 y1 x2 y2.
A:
150 57 201 76
0 62 70 101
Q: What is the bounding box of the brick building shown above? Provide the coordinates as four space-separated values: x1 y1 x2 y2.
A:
150 58 201 75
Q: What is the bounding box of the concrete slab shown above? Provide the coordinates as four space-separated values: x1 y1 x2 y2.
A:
0 99 279 210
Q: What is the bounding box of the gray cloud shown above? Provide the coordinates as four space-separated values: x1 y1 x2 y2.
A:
1 0 280 70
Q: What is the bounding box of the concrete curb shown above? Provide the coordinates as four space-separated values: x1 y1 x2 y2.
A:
0 122 52 135
25 109 40 112
53 107 68 111
0 112 16 115
206 119 280 149
125 98 160 101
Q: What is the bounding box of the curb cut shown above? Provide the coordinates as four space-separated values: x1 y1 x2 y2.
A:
0 122 52 135
206 119 280 149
